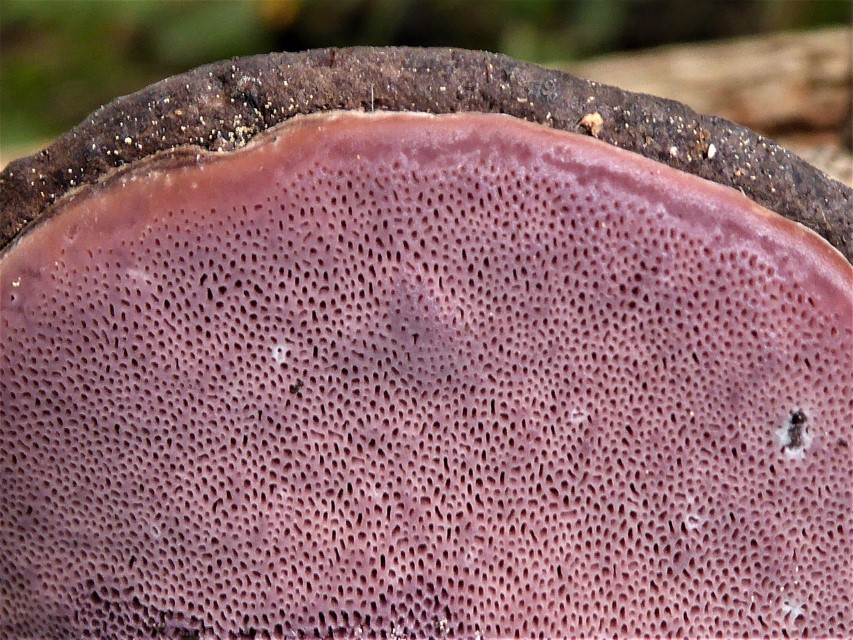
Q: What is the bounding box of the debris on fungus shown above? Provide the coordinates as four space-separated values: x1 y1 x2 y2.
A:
0 49 851 640
578 112 604 138
775 409 813 458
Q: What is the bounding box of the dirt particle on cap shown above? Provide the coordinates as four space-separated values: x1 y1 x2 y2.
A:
578 112 604 138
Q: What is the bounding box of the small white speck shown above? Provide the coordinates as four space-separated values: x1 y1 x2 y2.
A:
781 600 805 622
271 343 290 364
11 278 21 287
707 143 717 159
569 409 587 426
124 137 132 145
683 513 704 531
669 146 678 158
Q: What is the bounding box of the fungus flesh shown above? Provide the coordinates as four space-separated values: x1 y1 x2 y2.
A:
1 112 851 638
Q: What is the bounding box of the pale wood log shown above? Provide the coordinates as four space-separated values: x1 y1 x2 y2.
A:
556 27 851 134
557 27 852 186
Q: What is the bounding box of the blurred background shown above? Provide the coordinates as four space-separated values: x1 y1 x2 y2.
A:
1 0 850 182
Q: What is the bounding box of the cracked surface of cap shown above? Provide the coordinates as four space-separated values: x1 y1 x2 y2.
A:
1 112 851 639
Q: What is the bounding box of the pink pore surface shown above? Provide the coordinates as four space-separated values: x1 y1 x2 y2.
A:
0 112 851 639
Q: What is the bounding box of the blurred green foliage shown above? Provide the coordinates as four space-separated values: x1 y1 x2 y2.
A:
0 0 850 150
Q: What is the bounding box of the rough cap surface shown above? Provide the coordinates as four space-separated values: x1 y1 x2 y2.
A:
0 47 851 261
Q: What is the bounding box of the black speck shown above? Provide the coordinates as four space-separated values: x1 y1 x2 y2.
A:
782 409 809 453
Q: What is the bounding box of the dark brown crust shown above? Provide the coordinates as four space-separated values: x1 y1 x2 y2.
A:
2 46 851 261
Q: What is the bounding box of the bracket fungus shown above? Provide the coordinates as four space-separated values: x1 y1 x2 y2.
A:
0 48 851 639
